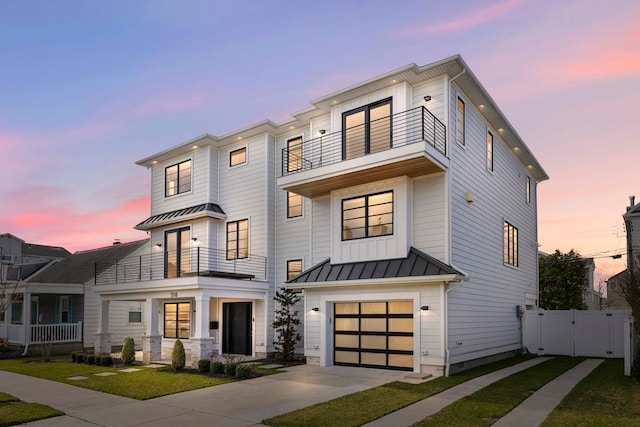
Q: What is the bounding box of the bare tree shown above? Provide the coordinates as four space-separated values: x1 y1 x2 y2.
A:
0 259 25 323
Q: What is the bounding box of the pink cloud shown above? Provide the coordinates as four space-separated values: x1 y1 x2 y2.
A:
400 0 524 35
128 93 204 119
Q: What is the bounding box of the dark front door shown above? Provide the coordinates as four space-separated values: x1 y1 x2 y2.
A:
222 302 252 355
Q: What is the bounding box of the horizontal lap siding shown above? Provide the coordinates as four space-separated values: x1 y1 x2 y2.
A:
411 76 446 122
447 84 537 363
413 174 446 261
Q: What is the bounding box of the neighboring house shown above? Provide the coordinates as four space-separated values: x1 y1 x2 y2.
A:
607 270 630 309
582 258 604 310
93 55 548 375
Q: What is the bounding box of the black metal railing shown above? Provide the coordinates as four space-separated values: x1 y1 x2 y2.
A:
94 247 267 285
281 106 446 176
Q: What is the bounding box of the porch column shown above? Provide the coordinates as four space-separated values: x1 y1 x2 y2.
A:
190 295 213 366
94 300 112 354
23 290 31 345
142 298 161 364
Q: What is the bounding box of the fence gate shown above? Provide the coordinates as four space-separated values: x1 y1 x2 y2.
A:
522 309 631 358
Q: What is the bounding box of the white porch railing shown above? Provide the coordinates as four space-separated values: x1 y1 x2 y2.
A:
30 322 82 344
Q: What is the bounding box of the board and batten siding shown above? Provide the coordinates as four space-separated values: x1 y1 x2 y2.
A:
447 84 538 364
410 76 447 123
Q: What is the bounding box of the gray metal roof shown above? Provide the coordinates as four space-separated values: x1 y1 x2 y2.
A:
287 247 463 284
22 243 71 259
135 203 225 230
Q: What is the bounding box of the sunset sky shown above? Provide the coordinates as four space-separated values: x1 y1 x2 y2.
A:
1 0 638 286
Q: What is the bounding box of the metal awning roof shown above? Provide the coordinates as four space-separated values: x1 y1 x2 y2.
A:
135 203 225 230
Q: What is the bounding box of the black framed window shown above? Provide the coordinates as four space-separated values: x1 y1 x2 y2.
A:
526 176 531 204
342 191 393 241
287 259 303 281
227 219 248 260
164 302 190 339
287 192 303 218
164 227 190 278
487 130 494 171
286 136 303 172
230 147 247 167
457 97 465 146
342 98 392 160
165 159 192 197
504 221 518 267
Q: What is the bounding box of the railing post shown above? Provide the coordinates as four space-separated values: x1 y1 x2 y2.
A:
422 106 425 142
197 247 200 276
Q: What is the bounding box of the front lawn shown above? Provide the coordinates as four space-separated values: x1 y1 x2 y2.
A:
0 392 63 427
0 358 235 400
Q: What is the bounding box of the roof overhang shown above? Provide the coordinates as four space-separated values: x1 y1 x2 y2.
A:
135 203 226 231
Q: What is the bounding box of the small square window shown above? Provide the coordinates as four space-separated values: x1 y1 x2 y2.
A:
128 302 142 323
287 192 303 218
165 159 192 197
230 147 247 167
342 191 393 240
287 259 303 281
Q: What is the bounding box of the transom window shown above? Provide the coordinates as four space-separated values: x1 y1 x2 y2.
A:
342 98 392 160
165 159 192 197
227 219 249 260
504 221 518 267
287 191 303 218
164 302 190 339
230 147 247 167
286 136 303 173
457 97 465 146
487 130 494 171
342 191 393 241
287 259 303 281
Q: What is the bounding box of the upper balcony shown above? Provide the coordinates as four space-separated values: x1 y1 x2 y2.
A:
278 106 447 198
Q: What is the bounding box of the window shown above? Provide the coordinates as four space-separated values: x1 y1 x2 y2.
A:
165 159 191 197
55 296 73 323
230 147 247 167
287 259 303 281
164 302 190 339
227 219 249 259
287 191 303 218
487 130 494 171
164 227 190 278
457 97 465 146
11 301 22 325
343 98 392 160
504 221 518 267
609 281 617 290
526 176 531 204
287 136 303 172
128 302 142 323
342 191 393 240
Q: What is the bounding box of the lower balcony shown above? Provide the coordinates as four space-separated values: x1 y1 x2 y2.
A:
95 247 267 285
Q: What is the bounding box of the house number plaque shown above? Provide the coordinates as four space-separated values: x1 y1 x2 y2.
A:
170 292 178 298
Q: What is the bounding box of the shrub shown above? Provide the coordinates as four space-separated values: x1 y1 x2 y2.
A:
272 288 302 361
171 339 186 371
71 352 78 362
198 359 211 373
76 353 85 363
122 337 136 366
211 361 225 374
86 354 96 365
100 355 113 366
235 364 253 379
224 362 239 376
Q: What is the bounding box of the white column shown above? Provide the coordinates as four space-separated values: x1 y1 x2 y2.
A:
23 290 31 344
145 298 159 336
143 298 161 364
94 300 112 354
191 295 214 366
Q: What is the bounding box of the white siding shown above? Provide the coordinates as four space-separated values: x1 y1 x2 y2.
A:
413 173 447 261
411 76 447 123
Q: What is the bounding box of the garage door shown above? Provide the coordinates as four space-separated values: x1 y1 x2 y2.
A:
334 301 413 371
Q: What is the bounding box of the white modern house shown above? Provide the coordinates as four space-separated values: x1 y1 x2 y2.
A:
93 55 548 375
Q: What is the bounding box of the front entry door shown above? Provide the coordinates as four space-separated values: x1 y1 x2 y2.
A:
222 302 252 355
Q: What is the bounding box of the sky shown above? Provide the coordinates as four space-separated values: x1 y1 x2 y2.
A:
1 0 638 287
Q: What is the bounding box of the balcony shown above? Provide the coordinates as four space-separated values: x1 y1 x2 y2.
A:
95 247 267 285
279 106 447 198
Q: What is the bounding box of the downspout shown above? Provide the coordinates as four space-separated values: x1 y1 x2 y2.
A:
21 289 31 356
443 278 465 377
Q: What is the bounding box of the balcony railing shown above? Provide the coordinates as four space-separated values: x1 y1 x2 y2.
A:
95 247 267 285
30 322 82 344
281 106 446 176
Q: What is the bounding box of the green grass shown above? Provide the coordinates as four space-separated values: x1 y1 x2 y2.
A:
413 357 585 426
0 392 63 427
0 358 235 400
263 355 535 427
542 359 640 426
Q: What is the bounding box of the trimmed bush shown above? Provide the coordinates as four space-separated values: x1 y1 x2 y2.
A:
224 362 239 376
198 359 211 373
122 337 136 366
86 354 96 365
100 355 113 366
235 364 253 379
76 353 85 363
211 361 225 374
71 352 78 362
171 339 186 371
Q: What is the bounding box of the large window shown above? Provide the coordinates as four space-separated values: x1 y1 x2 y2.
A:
457 97 465 146
342 191 393 240
287 191 303 218
164 302 190 339
165 227 191 278
504 221 518 267
286 136 303 172
342 98 392 160
165 159 191 197
227 219 249 259
487 130 494 171
287 259 303 281
230 147 247 167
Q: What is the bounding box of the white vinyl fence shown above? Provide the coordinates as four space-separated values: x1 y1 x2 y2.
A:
522 309 632 358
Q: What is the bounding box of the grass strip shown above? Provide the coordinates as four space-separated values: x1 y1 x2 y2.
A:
0 358 235 400
0 392 63 427
263 355 535 427
413 356 585 427
542 359 640 426
0 393 20 404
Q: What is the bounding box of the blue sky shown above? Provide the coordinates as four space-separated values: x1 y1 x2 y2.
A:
1 0 639 285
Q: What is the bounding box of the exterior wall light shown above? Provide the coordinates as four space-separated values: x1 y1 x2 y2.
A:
423 96 432 102
312 307 319 312
421 305 429 311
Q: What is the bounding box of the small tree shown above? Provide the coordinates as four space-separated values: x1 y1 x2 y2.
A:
272 288 302 362
122 337 136 366
539 249 587 310
171 339 186 371
0 260 26 326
